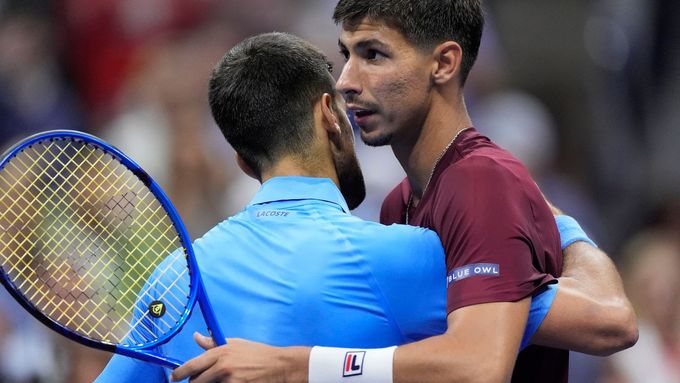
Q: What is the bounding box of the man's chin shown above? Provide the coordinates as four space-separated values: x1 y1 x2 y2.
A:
360 131 392 147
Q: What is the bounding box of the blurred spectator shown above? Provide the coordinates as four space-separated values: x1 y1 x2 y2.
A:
58 338 111 383
648 199 680 245
584 0 655 253
55 0 219 125
601 230 680 382
0 289 60 383
640 0 680 213
0 3 90 382
0 0 84 150
586 0 680 250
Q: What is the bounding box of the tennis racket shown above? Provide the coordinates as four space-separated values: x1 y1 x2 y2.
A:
0 130 226 369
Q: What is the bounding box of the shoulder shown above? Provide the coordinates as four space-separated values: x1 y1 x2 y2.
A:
383 180 407 205
194 209 255 243
364 221 444 258
429 151 540 232
357 222 445 295
190 214 252 263
385 222 441 245
380 178 409 225
192 219 231 250
435 151 532 205
444 150 525 185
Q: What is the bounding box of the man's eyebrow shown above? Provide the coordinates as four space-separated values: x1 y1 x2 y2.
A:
338 38 391 52
356 38 390 51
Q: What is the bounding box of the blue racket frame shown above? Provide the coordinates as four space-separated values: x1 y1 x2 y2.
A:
0 130 227 369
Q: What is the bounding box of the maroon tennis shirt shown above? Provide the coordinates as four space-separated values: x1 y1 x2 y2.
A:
380 128 568 382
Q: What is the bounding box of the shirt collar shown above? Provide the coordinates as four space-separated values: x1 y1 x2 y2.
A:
247 176 351 214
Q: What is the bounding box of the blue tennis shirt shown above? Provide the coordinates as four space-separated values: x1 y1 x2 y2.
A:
95 176 555 382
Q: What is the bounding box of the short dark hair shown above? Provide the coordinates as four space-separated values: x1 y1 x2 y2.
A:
209 32 335 177
333 0 484 85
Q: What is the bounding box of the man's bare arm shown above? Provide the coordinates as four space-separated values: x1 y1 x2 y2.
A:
171 334 309 383
172 299 531 383
531 201 638 355
532 241 638 355
393 299 529 383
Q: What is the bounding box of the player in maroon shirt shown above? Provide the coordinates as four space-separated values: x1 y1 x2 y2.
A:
380 128 569 381
381 128 561 314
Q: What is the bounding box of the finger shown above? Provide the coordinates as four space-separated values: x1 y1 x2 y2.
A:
188 363 232 383
171 351 218 382
194 332 217 350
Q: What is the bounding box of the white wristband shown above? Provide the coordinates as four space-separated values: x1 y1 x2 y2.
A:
308 346 396 383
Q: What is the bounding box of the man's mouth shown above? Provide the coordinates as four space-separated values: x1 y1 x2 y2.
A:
350 109 377 128
354 109 374 118
347 105 377 123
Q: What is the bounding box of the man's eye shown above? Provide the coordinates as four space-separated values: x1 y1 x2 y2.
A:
366 49 384 60
339 49 349 61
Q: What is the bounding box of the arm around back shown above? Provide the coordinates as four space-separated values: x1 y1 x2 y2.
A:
532 242 638 355
393 298 530 383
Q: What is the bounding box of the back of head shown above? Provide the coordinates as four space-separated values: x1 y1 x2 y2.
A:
209 32 335 178
333 0 484 85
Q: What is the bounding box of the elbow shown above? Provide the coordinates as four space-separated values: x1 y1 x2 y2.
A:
590 302 639 356
608 304 639 354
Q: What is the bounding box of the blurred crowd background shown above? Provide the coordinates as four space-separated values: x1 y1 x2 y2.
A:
0 0 678 382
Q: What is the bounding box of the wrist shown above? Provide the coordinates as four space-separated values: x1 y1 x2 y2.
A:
280 346 312 383
308 346 396 383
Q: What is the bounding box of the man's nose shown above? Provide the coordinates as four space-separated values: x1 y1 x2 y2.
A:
336 58 361 99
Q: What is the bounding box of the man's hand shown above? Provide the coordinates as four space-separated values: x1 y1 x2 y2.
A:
171 333 310 383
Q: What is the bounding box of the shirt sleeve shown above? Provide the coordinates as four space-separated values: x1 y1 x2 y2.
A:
521 284 557 350
370 225 447 343
432 156 555 313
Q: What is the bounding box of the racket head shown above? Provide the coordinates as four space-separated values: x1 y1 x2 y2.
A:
0 130 202 355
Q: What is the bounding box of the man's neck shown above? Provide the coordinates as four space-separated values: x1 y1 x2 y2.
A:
260 156 340 189
391 94 472 200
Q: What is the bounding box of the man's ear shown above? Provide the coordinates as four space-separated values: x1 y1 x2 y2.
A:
432 41 463 85
235 152 259 181
320 93 342 139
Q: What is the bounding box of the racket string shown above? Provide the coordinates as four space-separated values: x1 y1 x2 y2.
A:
0 139 192 346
